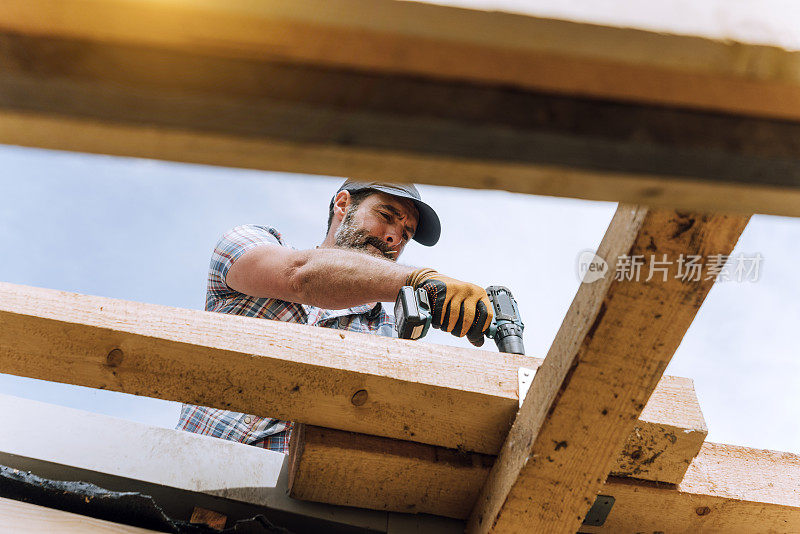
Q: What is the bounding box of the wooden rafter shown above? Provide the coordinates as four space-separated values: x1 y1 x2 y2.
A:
0 282 702 462
3 393 798 533
4 0 800 120
288 371 709 518
0 2 800 215
584 443 800 533
292 430 800 532
467 205 749 533
0 281 526 454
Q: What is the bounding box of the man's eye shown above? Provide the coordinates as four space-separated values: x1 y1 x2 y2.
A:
379 212 391 221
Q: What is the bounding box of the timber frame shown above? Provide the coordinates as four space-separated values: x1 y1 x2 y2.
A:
0 1 798 533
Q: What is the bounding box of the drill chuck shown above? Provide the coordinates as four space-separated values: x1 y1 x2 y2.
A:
485 286 525 355
493 322 525 355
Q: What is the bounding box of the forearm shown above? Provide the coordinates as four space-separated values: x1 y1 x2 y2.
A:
290 248 412 309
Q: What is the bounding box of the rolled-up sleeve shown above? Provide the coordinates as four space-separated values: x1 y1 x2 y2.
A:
207 224 282 302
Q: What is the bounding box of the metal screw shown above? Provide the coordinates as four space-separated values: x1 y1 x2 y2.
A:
695 506 711 516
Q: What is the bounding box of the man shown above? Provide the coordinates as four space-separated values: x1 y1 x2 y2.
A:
176 180 493 453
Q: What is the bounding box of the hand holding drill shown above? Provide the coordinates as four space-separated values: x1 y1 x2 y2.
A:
398 268 525 354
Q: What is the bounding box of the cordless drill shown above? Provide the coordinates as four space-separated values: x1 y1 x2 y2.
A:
394 285 525 355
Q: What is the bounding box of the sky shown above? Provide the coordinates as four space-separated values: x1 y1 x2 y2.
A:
0 144 798 454
430 0 800 49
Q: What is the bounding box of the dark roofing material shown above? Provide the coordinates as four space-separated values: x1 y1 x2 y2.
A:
0 464 290 533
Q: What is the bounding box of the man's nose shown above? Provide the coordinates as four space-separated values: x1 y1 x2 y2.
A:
383 225 403 246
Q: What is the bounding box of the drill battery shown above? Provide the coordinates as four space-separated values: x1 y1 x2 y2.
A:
394 286 432 340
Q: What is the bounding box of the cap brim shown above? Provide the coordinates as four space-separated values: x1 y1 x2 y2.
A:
408 198 440 246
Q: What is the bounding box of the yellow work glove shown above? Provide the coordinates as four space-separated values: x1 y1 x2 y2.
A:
406 268 493 347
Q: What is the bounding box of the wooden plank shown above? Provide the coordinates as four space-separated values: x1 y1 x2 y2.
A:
289 424 493 519
614 375 708 482
0 282 707 466
0 495 159 533
1 28 800 215
292 435 800 532
3 392 795 533
581 443 800 533
288 373 707 518
467 206 749 534
3 0 800 121
0 281 533 454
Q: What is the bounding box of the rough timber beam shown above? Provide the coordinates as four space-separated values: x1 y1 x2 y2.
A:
3 394 796 533
0 282 530 455
467 205 749 534
288 372 708 518
287 431 800 533
1 1 800 215
584 443 800 533
4 0 800 120
0 281 706 468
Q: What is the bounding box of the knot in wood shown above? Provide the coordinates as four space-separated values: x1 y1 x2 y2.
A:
351 389 368 406
106 348 124 367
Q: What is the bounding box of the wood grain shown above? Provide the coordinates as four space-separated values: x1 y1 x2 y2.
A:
290 434 800 532
581 443 800 533
291 440 800 531
1 24 800 215
467 206 749 533
0 281 532 454
289 424 495 519
289 374 708 519
0 282 707 468
4 0 800 120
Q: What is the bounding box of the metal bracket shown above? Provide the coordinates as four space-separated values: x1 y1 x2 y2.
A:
517 367 536 407
582 495 615 526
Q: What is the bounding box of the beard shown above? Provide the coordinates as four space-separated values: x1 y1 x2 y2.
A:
334 209 396 261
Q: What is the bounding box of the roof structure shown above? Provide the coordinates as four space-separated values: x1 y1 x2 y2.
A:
0 1 799 532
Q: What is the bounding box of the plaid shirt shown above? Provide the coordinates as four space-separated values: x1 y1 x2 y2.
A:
177 224 395 453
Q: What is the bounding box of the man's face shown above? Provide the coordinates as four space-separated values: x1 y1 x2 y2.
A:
334 192 419 261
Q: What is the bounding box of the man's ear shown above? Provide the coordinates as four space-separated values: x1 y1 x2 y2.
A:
332 190 351 223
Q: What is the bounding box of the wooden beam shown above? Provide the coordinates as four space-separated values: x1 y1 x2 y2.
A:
4 393 795 533
467 206 749 533
289 424 493 519
0 282 707 466
1 7 800 215
291 434 800 532
582 443 800 533
288 373 707 518
0 496 159 534
0 281 533 454
3 0 800 121
614 375 709 482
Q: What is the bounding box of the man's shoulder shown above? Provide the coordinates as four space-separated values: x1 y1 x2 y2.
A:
207 224 288 284
222 224 286 247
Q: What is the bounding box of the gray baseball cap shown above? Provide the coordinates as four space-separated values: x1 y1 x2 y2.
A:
335 180 441 246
